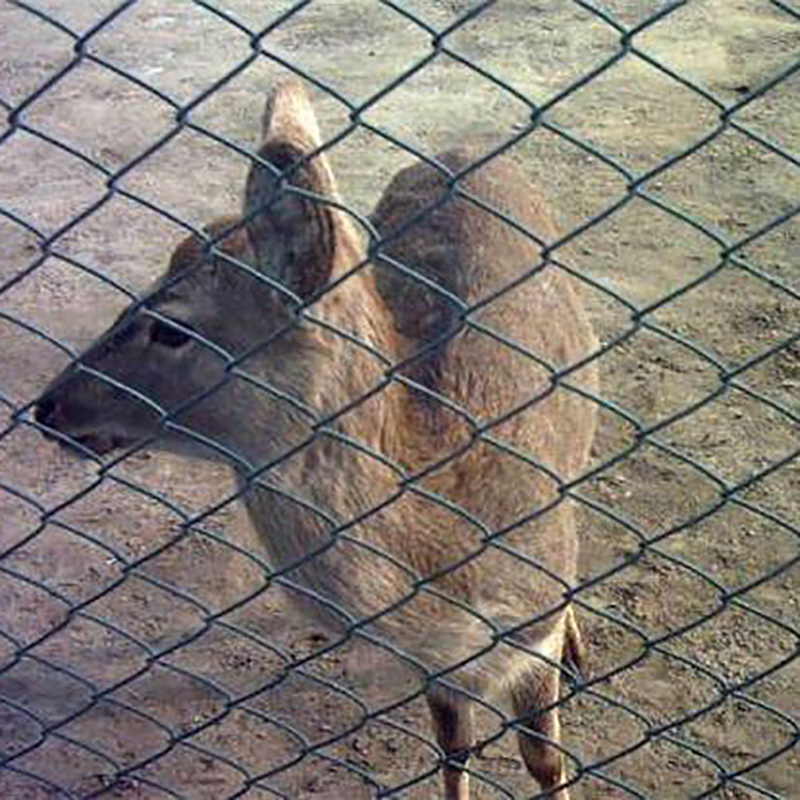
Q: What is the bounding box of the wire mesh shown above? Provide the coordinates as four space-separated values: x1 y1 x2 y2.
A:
2 0 800 798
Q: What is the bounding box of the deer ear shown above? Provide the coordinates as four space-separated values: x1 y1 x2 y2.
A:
244 79 341 300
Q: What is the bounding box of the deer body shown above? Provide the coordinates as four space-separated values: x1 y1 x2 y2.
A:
35 81 598 800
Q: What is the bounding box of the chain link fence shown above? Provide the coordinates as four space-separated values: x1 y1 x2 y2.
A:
2 0 800 797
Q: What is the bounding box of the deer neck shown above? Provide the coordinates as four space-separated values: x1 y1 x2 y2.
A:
222 269 403 541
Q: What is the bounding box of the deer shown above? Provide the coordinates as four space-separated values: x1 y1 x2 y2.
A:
34 78 599 800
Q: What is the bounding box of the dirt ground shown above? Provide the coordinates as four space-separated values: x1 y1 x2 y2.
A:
2 0 800 798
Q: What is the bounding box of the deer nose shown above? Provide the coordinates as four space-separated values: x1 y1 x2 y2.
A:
35 396 58 428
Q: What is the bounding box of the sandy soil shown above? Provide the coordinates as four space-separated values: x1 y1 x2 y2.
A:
1 0 799 798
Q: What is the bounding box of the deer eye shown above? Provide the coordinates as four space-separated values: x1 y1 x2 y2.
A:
149 319 193 349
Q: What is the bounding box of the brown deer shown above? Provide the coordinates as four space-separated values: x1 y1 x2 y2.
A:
34 79 598 800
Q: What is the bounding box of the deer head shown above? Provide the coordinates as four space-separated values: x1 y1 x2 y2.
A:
35 80 367 468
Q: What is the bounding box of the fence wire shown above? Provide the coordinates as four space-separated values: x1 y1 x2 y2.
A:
2 0 800 798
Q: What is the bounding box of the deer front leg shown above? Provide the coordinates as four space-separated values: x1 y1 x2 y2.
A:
427 686 473 800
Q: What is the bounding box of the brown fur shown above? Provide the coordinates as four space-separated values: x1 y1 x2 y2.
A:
35 79 598 799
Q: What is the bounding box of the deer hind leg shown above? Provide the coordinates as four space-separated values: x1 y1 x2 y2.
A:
426 686 473 800
509 664 571 800
562 605 587 682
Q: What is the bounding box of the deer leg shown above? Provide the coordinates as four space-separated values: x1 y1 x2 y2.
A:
427 686 473 800
562 606 587 682
510 666 571 800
